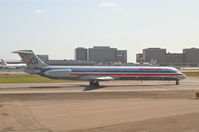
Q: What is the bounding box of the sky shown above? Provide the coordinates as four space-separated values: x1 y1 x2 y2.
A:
0 0 199 62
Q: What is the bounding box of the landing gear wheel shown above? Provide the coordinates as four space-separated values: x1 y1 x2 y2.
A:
176 79 179 85
94 81 99 87
89 81 94 87
89 80 100 87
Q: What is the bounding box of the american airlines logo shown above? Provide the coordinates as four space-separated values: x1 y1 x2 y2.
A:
28 57 39 65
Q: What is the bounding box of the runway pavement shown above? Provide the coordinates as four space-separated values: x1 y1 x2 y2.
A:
0 77 198 93
0 77 199 132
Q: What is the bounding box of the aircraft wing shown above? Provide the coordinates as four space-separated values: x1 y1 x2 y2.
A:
79 75 115 81
93 76 114 80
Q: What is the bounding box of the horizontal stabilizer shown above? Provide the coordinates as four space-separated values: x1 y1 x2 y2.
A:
13 50 34 54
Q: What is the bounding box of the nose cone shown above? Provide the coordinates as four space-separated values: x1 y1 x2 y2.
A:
179 73 186 80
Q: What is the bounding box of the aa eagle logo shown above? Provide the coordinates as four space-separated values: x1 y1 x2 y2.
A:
28 57 39 65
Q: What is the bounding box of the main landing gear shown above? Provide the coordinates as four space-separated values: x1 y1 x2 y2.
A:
89 80 99 87
176 79 179 85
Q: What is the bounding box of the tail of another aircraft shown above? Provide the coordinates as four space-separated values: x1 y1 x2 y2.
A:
13 50 48 68
1 59 8 66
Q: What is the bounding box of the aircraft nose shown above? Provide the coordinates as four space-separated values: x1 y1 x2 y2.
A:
179 73 186 80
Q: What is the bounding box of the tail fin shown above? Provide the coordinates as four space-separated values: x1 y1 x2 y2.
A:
1 59 8 66
13 50 48 68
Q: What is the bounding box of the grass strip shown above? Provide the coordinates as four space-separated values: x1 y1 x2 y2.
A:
0 74 71 83
183 72 199 77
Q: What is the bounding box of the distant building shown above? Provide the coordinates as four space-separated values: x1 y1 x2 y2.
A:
46 60 94 66
75 46 127 64
37 54 94 66
136 53 143 64
75 47 88 61
138 47 199 66
88 46 117 64
115 50 127 63
143 48 166 64
183 48 199 65
37 55 49 62
165 53 183 65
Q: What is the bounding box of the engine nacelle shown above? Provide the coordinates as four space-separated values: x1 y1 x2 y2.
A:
43 69 71 78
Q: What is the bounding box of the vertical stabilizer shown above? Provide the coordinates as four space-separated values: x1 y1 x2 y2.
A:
13 50 48 68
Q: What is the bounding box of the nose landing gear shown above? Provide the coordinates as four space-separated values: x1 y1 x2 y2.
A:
176 79 179 85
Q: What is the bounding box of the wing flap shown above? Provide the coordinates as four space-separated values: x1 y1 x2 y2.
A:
95 76 114 80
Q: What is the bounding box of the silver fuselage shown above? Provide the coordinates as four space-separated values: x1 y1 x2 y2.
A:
27 65 186 81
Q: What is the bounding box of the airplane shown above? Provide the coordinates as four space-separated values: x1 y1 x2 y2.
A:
13 50 186 87
0 59 26 70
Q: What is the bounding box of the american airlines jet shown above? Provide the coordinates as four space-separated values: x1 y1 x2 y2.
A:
13 50 186 87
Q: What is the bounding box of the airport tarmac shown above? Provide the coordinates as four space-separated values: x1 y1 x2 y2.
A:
0 77 199 132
